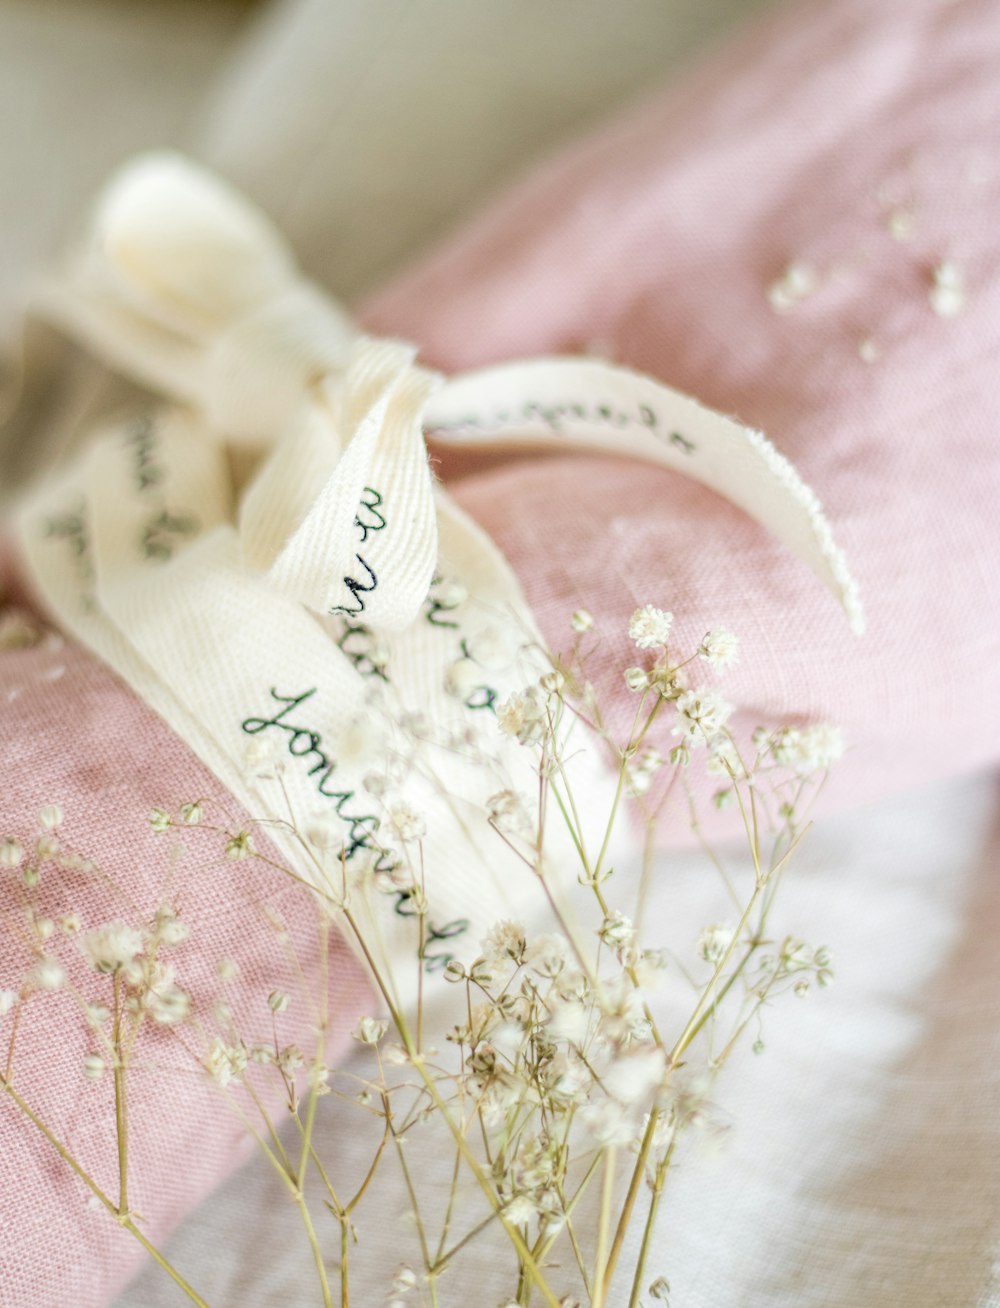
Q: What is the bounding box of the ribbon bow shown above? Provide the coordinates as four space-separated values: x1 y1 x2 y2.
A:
33 151 863 637
14 154 863 1003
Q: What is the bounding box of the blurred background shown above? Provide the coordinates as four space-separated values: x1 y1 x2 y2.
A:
0 0 778 340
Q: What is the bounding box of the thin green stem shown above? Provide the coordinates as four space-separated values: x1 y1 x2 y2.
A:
626 1143 675 1308
112 970 129 1215
1 1078 210 1307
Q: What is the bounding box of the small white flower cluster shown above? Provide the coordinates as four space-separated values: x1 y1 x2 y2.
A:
697 924 735 965
697 627 740 669
80 922 144 974
625 747 665 798
353 1016 388 1045
758 937 834 999
673 688 734 749
628 605 673 651
433 921 672 1226
767 723 845 775
767 260 817 314
496 685 548 746
205 1036 249 1088
486 789 533 838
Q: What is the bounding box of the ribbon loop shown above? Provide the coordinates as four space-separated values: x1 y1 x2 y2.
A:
27 150 864 639
204 282 353 441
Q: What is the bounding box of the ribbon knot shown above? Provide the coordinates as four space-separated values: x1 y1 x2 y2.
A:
29 149 864 638
13 151 865 1003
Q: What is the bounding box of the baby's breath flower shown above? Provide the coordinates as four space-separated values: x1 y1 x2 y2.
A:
0 989 16 1017
32 956 66 991
570 608 594 633
80 922 144 974
772 723 845 774
650 1276 671 1301
623 666 649 693
307 1061 330 1092
705 736 741 777
225 830 255 860
546 999 590 1046
268 989 290 1014
698 924 735 964
83 1054 105 1080
650 661 688 699
391 1266 419 1294
205 1037 247 1087
539 668 565 696
386 802 426 844
35 833 59 859
767 260 817 313
628 604 673 649
85 1002 109 1028
627 745 664 797
148 808 171 834
496 687 546 745
0 838 24 868
698 627 740 669
153 987 192 1025
278 1045 304 1074
930 259 966 318
599 910 636 954
673 688 733 746
217 957 239 980
482 920 527 970
155 914 190 948
502 1194 538 1226
353 1016 388 1045
38 804 63 831
179 801 202 826
525 933 568 979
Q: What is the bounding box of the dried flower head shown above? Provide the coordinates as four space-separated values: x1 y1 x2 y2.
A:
0 838 24 868
496 687 547 745
628 604 673 650
697 627 740 669
37 804 63 831
80 922 144 974
772 723 845 774
673 688 733 746
386 802 426 844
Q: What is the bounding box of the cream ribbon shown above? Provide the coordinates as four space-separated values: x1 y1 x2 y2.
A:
13 153 862 1011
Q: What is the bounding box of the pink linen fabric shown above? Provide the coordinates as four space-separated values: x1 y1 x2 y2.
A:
364 0 1000 829
0 564 373 1307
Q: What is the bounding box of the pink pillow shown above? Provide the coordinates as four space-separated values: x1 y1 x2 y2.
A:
364 0 1000 825
0 572 372 1307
